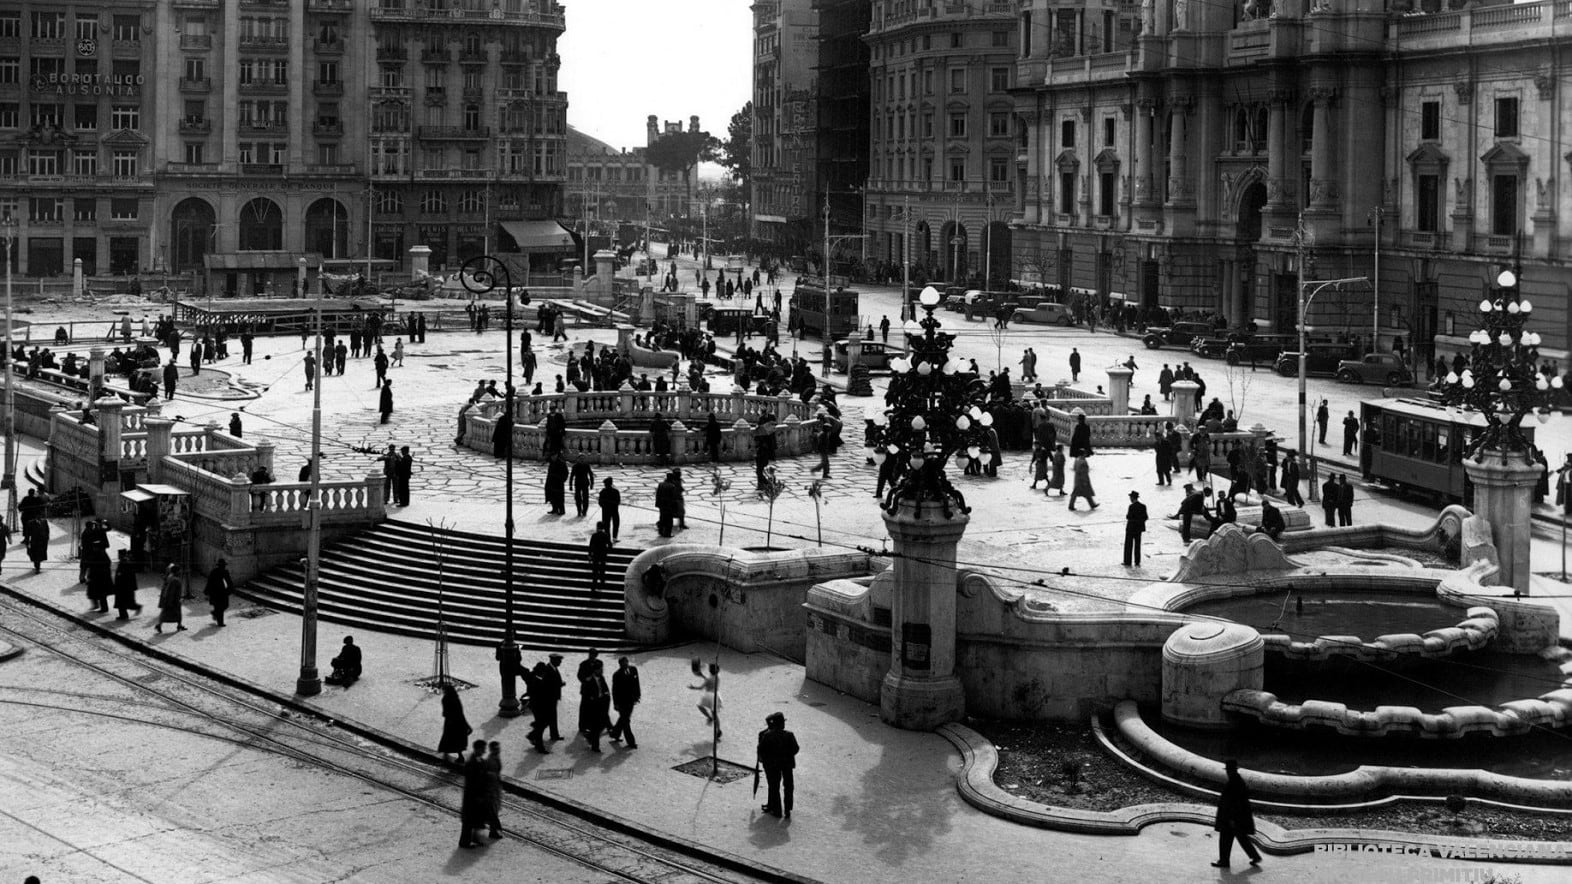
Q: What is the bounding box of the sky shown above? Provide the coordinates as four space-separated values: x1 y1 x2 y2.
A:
557 0 754 154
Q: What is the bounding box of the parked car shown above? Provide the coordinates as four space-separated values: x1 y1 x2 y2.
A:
1337 353 1415 386
1274 342 1362 377
1011 302 1077 326
940 286 971 311
833 338 906 372
1190 334 1235 359
1143 320 1215 350
1224 333 1298 366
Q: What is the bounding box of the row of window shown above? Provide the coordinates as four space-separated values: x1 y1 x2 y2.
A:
876 65 1012 103
11 197 141 222
0 149 140 177
0 57 140 83
369 139 561 176
566 166 645 182
1415 96 1519 141
0 12 142 42
0 103 140 130
376 62 556 95
874 156 1015 186
870 26 1011 59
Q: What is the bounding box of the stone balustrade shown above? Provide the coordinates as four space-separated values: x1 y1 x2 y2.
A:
1222 675 1572 738
461 387 821 464
1259 607 1499 662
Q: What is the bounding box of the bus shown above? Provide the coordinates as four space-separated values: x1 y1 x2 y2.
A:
791 276 860 340
1359 397 1536 503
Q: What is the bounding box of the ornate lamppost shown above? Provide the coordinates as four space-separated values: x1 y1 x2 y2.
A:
1436 266 1560 594
460 255 530 716
872 285 993 729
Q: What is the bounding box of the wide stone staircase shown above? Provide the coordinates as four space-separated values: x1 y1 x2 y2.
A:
239 519 644 652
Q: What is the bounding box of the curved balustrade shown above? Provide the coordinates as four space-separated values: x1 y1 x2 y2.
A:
1223 677 1572 738
1259 607 1499 662
459 387 821 464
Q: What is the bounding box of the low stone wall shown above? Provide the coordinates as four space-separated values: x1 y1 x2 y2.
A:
624 544 875 663
462 387 820 465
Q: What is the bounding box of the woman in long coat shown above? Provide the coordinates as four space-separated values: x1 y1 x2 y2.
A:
112 550 141 620
205 559 233 627
438 685 472 765
23 516 48 573
1047 444 1067 497
1068 455 1098 511
156 564 186 633
86 544 114 613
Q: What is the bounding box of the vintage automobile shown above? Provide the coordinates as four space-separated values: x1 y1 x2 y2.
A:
1142 320 1215 350
1223 333 1298 366
833 338 906 373
1336 352 1415 386
1273 342 1363 377
1010 302 1077 326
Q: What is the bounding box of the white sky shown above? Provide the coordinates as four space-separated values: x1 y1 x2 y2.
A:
557 0 755 153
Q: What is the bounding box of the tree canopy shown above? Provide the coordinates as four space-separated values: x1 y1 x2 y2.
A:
717 101 753 187
644 128 718 175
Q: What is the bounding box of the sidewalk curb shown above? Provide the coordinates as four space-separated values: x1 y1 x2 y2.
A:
0 582 817 884
939 722 1572 865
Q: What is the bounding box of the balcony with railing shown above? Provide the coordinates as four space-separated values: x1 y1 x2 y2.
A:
239 35 291 53
305 163 358 175
173 0 220 8
239 79 289 95
314 39 345 55
1393 0 1564 50
370 86 412 100
179 77 212 93
369 2 566 30
178 33 212 51
178 117 211 134
417 126 491 140
421 48 450 62
239 163 285 175
313 80 344 96
307 0 355 10
376 45 408 60
238 120 288 135
312 119 344 137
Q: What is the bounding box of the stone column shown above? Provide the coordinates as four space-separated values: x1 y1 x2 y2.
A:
669 420 688 465
598 420 618 465
1307 87 1339 210
846 331 863 375
1165 97 1193 207
1464 455 1542 595
1170 379 1200 426
408 245 431 279
255 440 275 475
880 499 967 730
88 347 106 404
1106 366 1133 414
145 418 174 484
1133 98 1158 212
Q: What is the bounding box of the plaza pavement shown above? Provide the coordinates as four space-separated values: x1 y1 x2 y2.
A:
5 246 1571 881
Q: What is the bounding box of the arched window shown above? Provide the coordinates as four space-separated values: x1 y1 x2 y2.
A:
304 198 349 259
238 197 283 251
421 190 447 214
169 198 216 272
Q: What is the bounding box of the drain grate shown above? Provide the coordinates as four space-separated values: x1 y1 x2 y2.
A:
411 676 478 694
536 768 574 780
672 757 754 784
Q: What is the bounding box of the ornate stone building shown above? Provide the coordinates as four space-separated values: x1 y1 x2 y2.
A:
750 0 819 246
863 0 1028 285
1012 0 1569 361
565 126 647 226
0 0 568 289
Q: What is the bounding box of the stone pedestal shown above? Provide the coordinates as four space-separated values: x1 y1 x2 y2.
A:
1169 380 1200 426
1464 454 1542 595
408 245 431 279
880 498 967 730
1106 366 1133 414
1161 621 1264 729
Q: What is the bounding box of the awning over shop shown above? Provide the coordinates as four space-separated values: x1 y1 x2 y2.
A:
204 252 325 271
499 220 576 252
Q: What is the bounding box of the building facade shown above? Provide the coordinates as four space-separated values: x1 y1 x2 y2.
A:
1 0 568 291
813 0 871 254
751 0 819 248
1 2 159 277
565 126 646 226
1011 0 1569 362
863 0 1024 286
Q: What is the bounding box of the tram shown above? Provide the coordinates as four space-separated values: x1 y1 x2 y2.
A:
791 276 860 339
1358 397 1536 503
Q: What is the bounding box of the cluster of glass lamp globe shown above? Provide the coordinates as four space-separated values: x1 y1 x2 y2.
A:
1440 271 1562 425
867 284 996 477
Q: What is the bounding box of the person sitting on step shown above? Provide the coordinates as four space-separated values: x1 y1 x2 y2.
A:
325 635 363 687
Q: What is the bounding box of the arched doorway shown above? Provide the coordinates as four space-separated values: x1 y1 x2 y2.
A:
238 197 283 251
983 221 1011 289
1237 181 1267 243
940 221 968 282
304 198 349 259
169 198 215 273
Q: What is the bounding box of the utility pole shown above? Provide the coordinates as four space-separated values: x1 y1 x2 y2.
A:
296 288 324 696
1369 204 1382 357
1 212 16 532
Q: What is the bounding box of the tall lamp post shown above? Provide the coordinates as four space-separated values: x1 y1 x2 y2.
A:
461 255 527 717
1296 275 1366 502
1 212 16 532
296 259 324 696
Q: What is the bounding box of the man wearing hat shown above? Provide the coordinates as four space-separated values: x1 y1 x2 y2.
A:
1123 490 1148 567
756 711 800 819
535 654 567 742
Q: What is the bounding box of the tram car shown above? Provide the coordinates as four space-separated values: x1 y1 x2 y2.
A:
791 277 860 340
1358 397 1536 503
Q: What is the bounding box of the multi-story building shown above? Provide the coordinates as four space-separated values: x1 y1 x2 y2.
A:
646 115 705 218
1 0 568 292
751 0 818 248
1 3 159 277
812 0 870 255
565 126 647 227
1011 0 1568 362
863 0 1022 286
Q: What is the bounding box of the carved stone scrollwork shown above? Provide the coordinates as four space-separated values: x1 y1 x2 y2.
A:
1119 103 1133 121
1168 176 1196 199
1267 87 1295 106
1170 95 1195 115
1535 67 1555 102
1136 97 1159 114
1307 86 1338 106
1453 177 1472 209
1453 78 1473 106
1265 177 1289 204
1308 178 1340 205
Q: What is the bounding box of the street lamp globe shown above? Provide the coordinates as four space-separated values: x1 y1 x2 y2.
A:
1496 269 1517 289
919 286 941 308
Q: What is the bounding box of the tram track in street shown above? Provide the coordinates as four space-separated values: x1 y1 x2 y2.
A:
0 593 806 884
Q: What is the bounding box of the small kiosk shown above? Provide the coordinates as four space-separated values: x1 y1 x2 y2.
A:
119 484 190 573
